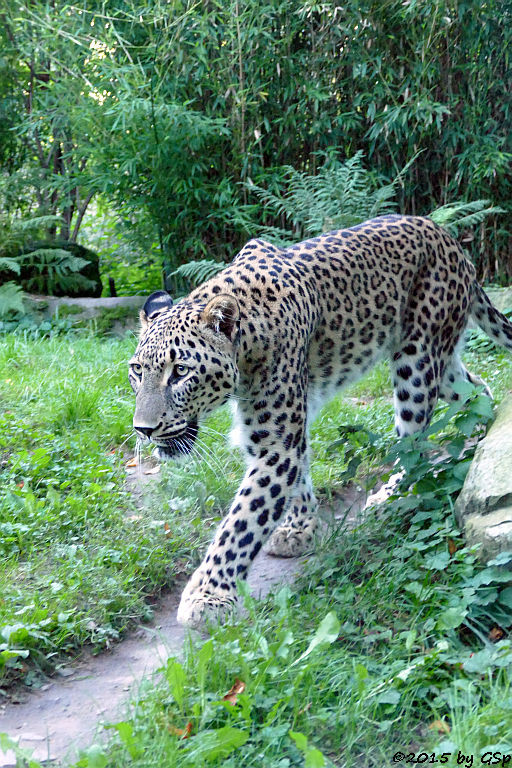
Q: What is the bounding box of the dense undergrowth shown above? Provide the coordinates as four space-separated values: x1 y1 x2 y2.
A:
0 332 214 683
1 327 512 766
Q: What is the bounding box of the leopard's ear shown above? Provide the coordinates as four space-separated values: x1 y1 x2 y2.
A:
201 294 240 342
140 291 173 329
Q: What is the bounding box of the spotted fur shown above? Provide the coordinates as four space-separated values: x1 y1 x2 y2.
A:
129 215 512 628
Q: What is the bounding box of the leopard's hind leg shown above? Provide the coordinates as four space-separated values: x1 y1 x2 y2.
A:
391 332 447 438
439 353 493 402
366 332 450 508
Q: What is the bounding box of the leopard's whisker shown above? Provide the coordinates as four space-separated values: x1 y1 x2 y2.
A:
181 438 220 477
135 436 144 477
192 436 228 479
198 424 227 441
117 429 137 451
192 435 227 474
176 437 189 457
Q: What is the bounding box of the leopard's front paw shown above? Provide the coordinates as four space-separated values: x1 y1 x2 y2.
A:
176 570 238 630
263 521 317 557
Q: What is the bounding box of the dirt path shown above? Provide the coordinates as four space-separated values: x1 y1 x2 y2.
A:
0 551 305 767
0 464 367 768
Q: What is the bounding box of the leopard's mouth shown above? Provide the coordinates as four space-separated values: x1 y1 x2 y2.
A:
153 421 198 460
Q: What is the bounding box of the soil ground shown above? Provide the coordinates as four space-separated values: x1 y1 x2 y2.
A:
0 461 367 767
0 551 305 767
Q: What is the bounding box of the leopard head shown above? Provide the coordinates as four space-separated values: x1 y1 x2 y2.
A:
129 291 240 459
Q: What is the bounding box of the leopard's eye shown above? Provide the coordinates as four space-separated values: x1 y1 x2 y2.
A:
131 363 143 376
173 363 189 378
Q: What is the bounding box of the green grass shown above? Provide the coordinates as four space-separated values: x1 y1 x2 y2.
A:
65 347 512 768
0 331 217 681
56 394 512 767
1 327 512 766
1 329 512 684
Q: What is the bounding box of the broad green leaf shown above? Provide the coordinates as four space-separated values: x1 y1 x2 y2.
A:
488 552 512 567
106 722 141 759
0 282 25 316
0 733 40 768
77 744 109 768
424 552 450 571
290 731 326 767
0 257 20 274
400 450 421 472
165 659 187 711
498 587 512 609
291 611 340 667
375 688 401 705
0 648 30 667
405 629 417 651
463 648 494 674
436 607 466 630
290 731 308 750
197 639 213 688
183 726 249 763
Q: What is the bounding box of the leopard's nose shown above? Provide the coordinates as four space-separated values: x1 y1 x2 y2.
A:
134 426 155 439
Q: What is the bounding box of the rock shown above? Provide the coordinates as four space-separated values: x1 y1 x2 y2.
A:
464 508 512 561
455 395 512 560
24 294 146 336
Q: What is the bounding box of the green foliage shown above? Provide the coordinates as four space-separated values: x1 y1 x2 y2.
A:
1 0 510 283
429 200 506 237
0 7 100 241
0 338 512 763
0 734 40 768
0 214 61 253
242 151 402 243
169 259 226 292
40 388 512 768
0 282 25 317
0 214 100 300
382 386 512 638
52 383 512 768
79 202 162 296
96 96 231 274
0 334 223 684
241 155 503 248
466 308 512 355
0 256 20 275
17 248 96 295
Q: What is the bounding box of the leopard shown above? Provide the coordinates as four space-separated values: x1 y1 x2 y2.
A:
128 214 512 629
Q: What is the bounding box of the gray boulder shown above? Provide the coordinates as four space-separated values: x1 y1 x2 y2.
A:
455 396 512 560
23 295 146 336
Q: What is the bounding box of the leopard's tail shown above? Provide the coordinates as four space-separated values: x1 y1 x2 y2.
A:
471 283 512 351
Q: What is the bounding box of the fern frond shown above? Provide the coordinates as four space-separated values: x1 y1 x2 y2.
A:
19 248 89 272
0 215 62 253
18 248 95 294
429 200 504 235
12 215 61 233
0 282 25 316
0 257 21 275
169 259 225 287
247 151 401 242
